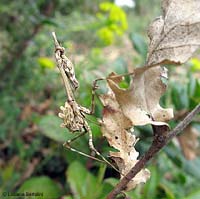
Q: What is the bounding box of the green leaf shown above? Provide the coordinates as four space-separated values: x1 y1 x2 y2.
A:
130 33 147 60
112 57 127 74
38 115 74 142
97 178 120 199
171 83 189 110
89 117 102 137
188 74 196 97
164 145 183 168
190 58 200 72
2 164 14 182
104 178 119 187
112 57 130 89
118 80 129 89
189 79 200 108
99 182 115 199
37 57 55 69
159 183 176 199
183 158 200 180
63 196 73 199
97 164 107 184
67 161 102 199
40 18 58 27
18 176 62 199
141 166 160 199
184 190 200 199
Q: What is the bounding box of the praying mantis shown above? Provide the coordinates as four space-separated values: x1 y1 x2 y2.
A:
52 32 119 170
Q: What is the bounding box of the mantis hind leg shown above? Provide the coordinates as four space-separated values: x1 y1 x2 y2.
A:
64 131 87 145
63 131 106 163
63 127 120 173
87 128 121 173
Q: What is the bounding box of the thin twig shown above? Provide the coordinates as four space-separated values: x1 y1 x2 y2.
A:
107 104 200 199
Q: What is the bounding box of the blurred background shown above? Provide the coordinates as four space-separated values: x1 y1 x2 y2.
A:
0 0 200 198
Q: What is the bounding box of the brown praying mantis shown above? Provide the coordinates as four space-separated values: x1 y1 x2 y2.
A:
52 32 120 170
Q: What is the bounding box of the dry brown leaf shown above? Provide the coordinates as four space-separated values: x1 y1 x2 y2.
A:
107 66 173 126
22 123 38 143
98 0 200 191
178 125 199 160
20 99 51 120
147 0 200 66
20 105 33 120
33 99 52 114
100 92 150 191
100 67 173 190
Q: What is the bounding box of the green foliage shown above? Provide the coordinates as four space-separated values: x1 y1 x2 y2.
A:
187 73 200 109
130 33 148 61
18 176 63 199
38 115 74 143
37 57 55 70
171 82 189 110
67 161 100 199
67 161 113 199
141 166 160 199
96 2 128 45
170 73 200 110
190 58 200 72
184 189 200 199
0 1 200 199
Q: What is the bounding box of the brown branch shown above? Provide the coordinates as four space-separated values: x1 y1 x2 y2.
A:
107 104 200 199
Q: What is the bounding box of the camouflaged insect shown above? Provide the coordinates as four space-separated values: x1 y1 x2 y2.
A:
52 32 118 171
58 100 91 133
54 45 79 90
